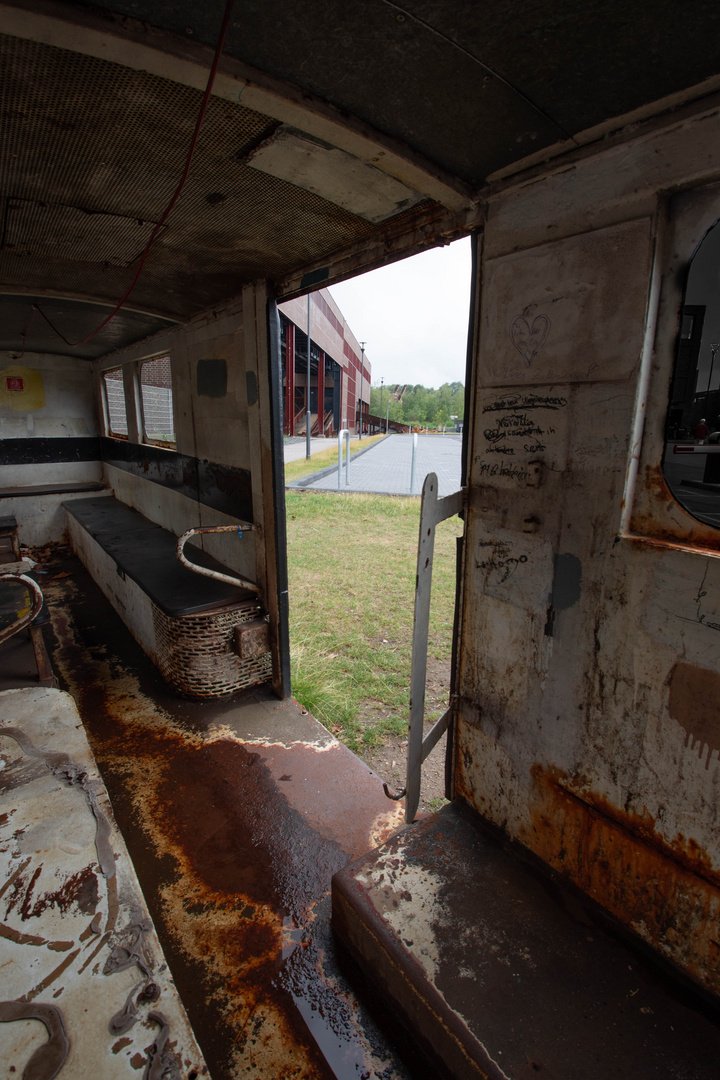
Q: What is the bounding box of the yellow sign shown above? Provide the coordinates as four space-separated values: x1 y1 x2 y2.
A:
0 366 45 411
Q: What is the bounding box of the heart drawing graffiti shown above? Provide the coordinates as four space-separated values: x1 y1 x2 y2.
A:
510 313 550 366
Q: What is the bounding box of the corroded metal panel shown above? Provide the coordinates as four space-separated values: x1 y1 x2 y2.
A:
0 687 206 1078
457 128 720 997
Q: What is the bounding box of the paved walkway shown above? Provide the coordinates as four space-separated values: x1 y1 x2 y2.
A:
288 434 462 497
283 437 333 463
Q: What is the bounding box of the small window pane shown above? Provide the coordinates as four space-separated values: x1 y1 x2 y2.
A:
103 368 128 438
663 219 720 528
140 356 175 446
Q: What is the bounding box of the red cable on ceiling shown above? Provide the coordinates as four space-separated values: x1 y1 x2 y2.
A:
33 0 236 348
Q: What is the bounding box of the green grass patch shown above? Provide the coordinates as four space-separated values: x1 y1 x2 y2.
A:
283 434 386 484
286 490 462 753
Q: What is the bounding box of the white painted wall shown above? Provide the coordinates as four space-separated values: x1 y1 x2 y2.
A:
0 351 101 545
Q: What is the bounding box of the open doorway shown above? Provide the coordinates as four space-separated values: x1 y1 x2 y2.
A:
279 237 472 813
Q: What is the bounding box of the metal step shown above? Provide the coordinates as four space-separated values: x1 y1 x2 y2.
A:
332 802 720 1080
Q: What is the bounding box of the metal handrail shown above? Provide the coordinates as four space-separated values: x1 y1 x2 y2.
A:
175 524 259 592
0 573 45 645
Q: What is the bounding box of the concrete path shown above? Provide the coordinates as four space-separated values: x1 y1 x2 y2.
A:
288 433 463 497
283 437 334 463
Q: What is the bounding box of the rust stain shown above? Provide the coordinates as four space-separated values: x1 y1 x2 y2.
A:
211 733 402 857
7 865 99 921
0 856 31 902
644 461 674 503
668 661 720 763
0 919 66 950
523 765 720 994
45 560 401 1080
632 463 720 551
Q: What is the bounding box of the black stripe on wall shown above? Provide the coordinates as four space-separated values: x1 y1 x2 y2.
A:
100 438 253 521
1 437 101 464
1 436 253 520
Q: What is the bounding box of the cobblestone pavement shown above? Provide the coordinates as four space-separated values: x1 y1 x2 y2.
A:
288 433 463 497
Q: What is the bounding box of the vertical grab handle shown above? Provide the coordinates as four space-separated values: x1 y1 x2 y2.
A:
404 476 465 823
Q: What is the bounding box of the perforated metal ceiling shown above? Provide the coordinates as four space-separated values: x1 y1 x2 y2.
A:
0 30 430 352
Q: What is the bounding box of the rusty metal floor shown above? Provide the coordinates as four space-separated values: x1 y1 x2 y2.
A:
332 802 720 1080
10 547 415 1080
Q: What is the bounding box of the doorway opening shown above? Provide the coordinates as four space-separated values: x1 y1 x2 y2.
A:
279 237 473 814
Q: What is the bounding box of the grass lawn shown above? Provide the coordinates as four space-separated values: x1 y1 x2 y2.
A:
283 434 386 484
285 489 463 753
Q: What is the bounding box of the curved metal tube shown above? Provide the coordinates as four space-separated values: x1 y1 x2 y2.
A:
0 572 44 645
175 524 259 592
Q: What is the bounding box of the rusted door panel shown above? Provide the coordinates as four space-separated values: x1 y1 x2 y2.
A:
456 170 720 996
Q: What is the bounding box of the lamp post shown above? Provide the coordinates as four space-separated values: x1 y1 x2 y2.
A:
380 377 384 434
306 293 311 459
359 341 365 439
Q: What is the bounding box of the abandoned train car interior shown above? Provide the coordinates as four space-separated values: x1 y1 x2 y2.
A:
3 0 720 1077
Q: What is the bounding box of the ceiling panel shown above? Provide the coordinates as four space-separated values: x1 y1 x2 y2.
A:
77 0 720 185
0 295 174 360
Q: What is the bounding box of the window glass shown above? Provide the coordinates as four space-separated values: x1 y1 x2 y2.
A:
103 368 128 438
663 220 720 528
140 356 175 447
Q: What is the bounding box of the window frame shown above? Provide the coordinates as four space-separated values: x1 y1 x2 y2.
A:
625 182 720 553
138 354 176 450
101 366 129 441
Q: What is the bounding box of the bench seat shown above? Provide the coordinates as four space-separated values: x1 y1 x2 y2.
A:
64 495 270 697
64 495 256 617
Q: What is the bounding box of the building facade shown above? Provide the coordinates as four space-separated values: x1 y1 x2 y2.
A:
279 289 370 437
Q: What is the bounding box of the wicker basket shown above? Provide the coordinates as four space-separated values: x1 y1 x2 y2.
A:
153 600 271 698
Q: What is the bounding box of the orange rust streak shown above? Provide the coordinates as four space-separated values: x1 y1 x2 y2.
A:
548 771 720 889
524 766 720 994
632 463 720 551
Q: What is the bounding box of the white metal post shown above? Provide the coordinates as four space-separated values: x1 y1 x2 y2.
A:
337 429 351 489
410 432 418 494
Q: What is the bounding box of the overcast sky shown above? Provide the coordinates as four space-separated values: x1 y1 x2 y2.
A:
328 236 472 390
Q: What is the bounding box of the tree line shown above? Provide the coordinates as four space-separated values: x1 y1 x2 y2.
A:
368 381 464 429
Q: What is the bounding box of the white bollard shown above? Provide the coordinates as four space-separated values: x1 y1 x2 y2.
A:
337 429 351 489
410 432 418 494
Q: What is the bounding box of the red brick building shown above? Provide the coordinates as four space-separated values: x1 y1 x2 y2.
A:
279 289 370 436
